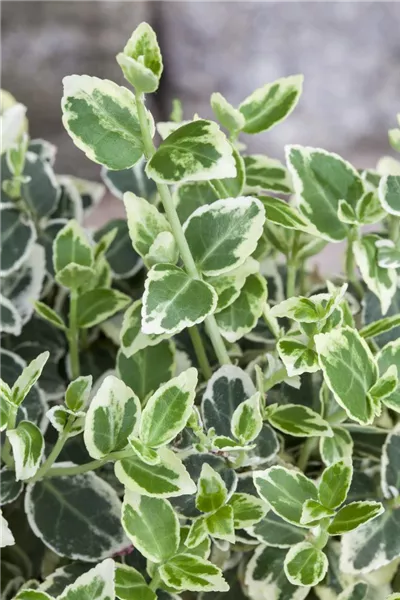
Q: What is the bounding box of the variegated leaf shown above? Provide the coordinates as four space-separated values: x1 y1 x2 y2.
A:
117 22 163 92
142 264 217 335
62 75 150 170
6 421 44 480
146 119 236 184
183 197 265 276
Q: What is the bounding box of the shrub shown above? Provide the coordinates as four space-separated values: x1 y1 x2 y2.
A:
1 21 400 600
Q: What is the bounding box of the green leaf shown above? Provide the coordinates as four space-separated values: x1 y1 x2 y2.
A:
377 340 400 412
381 424 400 499
101 157 157 201
354 234 397 315
117 22 163 93
250 510 307 548
120 300 169 357
174 181 218 223
62 75 149 170
337 583 369 600
254 466 318 526
338 199 358 224
244 154 292 194
146 119 236 184
128 436 160 465
159 554 228 593
185 518 209 549
0 205 36 276
245 545 308 600
140 368 197 448
315 327 378 425
327 501 384 535
340 507 400 573
117 341 175 401
195 463 228 513
34 302 66 331
360 314 400 342
183 197 265 276
0 293 22 335
369 365 398 402
115 563 156 600
259 195 313 232
38 564 92 596
228 492 267 528
142 264 217 335
145 231 179 267
57 558 114 600
319 426 353 466
231 392 263 444
53 220 92 273
205 505 235 543
201 365 256 437
277 338 319 377
21 151 61 219
46 405 84 437
210 92 245 133
11 351 49 406
284 541 328 587
84 374 141 459
239 75 303 134
205 257 259 313
215 273 267 342
93 218 142 279
268 404 333 438
65 375 92 412
318 460 352 509
376 239 400 269
25 469 128 560
300 499 335 525
0 467 24 505
14 591 53 600
121 492 179 562
1 509 15 548
286 145 364 241
77 289 130 328
115 447 196 497
379 174 400 216
123 191 170 259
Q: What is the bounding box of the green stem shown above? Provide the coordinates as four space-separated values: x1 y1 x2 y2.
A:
44 448 133 478
297 438 317 472
1 406 17 467
135 92 231 367
262 304 281 339
68 290 80 380
286 260 296 298
212 179 229 199
31 415 75 482
188 326 212 379
149 571 161 592
345 229 363 297
264 367 287 392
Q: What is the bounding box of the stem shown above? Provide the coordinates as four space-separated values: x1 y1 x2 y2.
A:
1 406 17 467
345 229 363 298
212 179 229 199
188 326 212 379
286 260 296 298
135 91 231 367
44 448 133 478
149 572 161 592
262 304 280 339
264 367 287 392
68 290 80 380
297 438 317 472
31 415 75 482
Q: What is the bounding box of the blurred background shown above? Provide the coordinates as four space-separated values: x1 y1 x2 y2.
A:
2 1 400 176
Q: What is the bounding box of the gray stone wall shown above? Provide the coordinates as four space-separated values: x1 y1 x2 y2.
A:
2 1 400 179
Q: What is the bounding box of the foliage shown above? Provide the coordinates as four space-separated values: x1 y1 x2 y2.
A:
1 22 400 600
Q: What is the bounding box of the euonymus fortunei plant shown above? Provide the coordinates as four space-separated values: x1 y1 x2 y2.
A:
1 21 400 600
